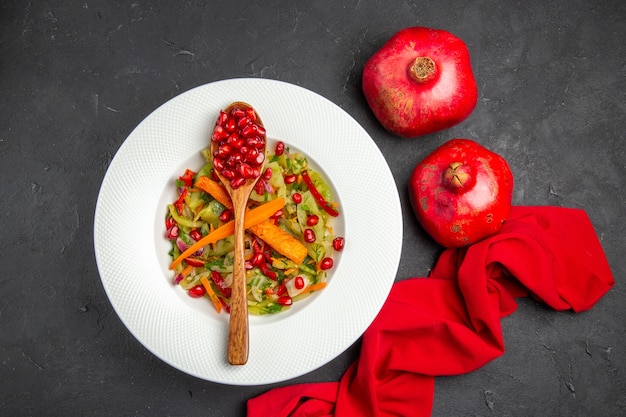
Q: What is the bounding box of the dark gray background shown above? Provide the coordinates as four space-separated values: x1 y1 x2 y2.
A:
1 1 624 416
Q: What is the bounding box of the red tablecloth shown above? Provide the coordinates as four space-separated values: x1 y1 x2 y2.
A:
248 206 614 417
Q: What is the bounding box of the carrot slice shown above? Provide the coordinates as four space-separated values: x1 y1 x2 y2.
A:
169 196 285 270
299 282 327 295
195 175 307 264
195 176 232 208
200 276 222 314
180 264 194 278
248 219 307 265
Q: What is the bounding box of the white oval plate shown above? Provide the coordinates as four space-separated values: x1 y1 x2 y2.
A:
94 78 402 385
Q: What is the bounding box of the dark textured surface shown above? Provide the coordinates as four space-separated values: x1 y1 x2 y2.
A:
1 1 624 416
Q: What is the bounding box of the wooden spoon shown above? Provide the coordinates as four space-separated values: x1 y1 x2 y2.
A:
211 101 266 365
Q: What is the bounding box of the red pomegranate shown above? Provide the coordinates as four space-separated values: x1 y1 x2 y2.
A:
363 27 478 138
409 139 514 248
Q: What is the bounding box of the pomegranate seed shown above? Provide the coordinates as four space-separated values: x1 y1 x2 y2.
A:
167 225 179 240
219 209 232 222
284 174 297 184
245 147 259 161
252 252 265 267
237 163 254 179
254 152 265 166
332 237 345 251
303 228 316 243
277 295 293 306
226 133 240 146
246 137 260 148
256 125 266 136
221 169 235 180
230 177 245 189
292 193 302 204
275 141 285 155
276 283 287 296
237 116 251 128
306 215 319 226
231 108 245 118
231 153 243 165
225 117 237 132
253 137 265 149
232 137 245 148
212 125 226 141
320 257 334 270
165 217 176 230
245 107 257 121
241 124 257 138
188 285 206 298
217 110 228 125
216 144 232 158
190 230 202 241
213 157 224 171
263 167 272 180
294 276 305 290
254 179 266 195
271 209 283 218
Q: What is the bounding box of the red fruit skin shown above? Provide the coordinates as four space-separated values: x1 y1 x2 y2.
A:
409 139 514 248
363 27 478 138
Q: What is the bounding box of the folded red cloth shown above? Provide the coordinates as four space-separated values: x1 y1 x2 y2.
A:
247 206 614 417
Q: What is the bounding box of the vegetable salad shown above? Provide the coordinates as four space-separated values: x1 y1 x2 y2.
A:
165 142 343 315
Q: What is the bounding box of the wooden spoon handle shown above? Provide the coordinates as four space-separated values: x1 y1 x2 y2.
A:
227 193 249 365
